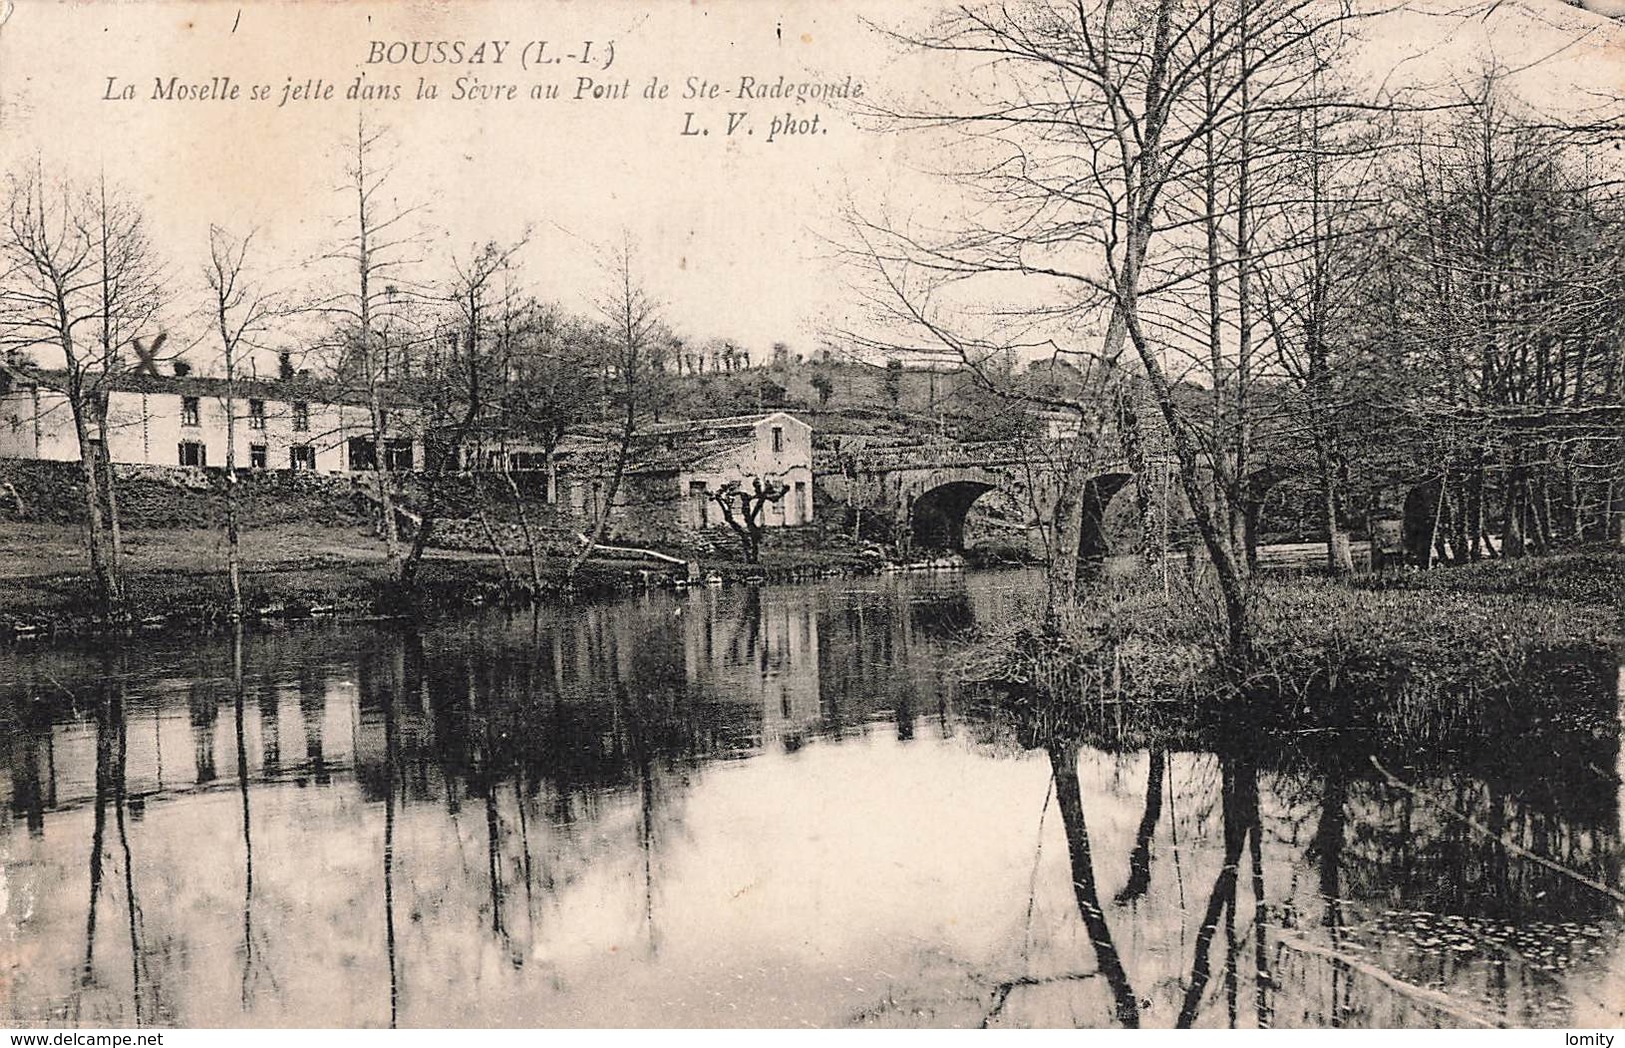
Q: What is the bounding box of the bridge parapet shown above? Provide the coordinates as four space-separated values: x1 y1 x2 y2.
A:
815 437 1119 475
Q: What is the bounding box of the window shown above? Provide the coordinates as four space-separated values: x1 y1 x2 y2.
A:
178 441 206 467
385 439 414 472
292 401 309 432
509 451 545 471
181 396 200 427
248 399 265 430
289 444 316 470
347 436 377 471
249 443 267 469
771 426 784 453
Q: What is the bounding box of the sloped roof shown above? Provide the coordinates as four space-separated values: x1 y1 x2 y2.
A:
639 411 809 436
2 364 421 409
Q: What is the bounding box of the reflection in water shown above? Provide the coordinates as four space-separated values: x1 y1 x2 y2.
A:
1048 741 1139 1027
232 628 258 1014
1116 749 1164 906
1 572 1622 1028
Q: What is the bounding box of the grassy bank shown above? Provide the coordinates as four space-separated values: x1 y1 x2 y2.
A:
970 551 1625 755
0 520 640 636
0 519 885 638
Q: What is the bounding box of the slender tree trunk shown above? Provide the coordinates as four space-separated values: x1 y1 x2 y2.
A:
474 471 514 588
1125 308 1253 658
502 468 544 594
369 393 401 571
1046 467 1087 614
1048 741 1140 1028
567 383 636 581
1466 462 1486 560
68 379 123 615
95 405 124 580
1611 437 1625 547
224 366 243 619
1317 445 1352 577
1502 459 1525 558
1231 0 1254 569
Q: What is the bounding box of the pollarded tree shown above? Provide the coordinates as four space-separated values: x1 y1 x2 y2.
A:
709 476 790 563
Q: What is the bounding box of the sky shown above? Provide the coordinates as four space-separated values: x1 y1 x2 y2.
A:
1 0 1623 375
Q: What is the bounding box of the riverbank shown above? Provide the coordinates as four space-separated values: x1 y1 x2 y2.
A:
970 550 1625 754
0 520 885 638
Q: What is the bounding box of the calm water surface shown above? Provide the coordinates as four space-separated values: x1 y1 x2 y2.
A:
2 570 1622 1028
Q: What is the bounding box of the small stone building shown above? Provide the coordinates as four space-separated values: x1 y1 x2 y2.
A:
530 412 816 544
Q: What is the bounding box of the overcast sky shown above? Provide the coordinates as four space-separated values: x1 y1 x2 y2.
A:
1 0 1621 374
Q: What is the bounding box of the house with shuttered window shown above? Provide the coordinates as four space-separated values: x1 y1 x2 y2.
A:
0 360 425 474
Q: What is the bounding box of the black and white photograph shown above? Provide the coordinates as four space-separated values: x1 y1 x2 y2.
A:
0 0 1622 1032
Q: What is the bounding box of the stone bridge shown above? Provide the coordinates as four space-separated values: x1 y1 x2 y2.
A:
811 434 1439 562
814 439 1144 555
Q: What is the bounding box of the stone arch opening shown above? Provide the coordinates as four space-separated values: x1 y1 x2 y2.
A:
1078 472 1134 560
909 479 999 551
1240 466 1293 562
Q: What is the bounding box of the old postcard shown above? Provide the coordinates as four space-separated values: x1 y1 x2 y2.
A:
0 0 1622 1033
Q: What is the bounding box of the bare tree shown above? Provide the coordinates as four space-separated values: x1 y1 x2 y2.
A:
89 174 165 578
566 233 664 582
322 117 429 583
709 476 790 563
203 225 292 619
848 0 1373 655
0 167 166 616
400 235 531 592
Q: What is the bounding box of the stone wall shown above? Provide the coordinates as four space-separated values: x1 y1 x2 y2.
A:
0 458 370 529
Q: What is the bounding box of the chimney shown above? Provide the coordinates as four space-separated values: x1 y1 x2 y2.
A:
172 359 193 377
278 351 294 380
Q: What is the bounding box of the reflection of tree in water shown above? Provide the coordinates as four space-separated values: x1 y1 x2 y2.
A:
255 675 281 774
1175 756 1262 1029
1116 749 1164 906
67 661 157 1027
231 629 267 1014
818 586 971 736
908 589 976 643
73 677 117 1022
999 656 1624 1029
6 579 1621 1030
1047 740 1141 1028
347 616 765 1005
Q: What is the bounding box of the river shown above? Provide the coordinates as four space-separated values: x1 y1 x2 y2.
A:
1 570 1621 1028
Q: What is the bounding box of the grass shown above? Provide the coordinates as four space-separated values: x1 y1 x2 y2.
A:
0 519 686 635
967 551 1625 755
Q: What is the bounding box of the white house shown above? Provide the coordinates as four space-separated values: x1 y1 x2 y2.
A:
0 363 425 473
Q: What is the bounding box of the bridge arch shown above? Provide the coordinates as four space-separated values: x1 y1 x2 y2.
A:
902 467 1014 551
1078 471 1135 560
901 466 1141 556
